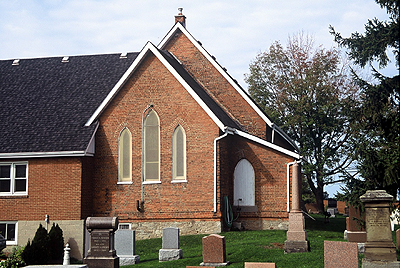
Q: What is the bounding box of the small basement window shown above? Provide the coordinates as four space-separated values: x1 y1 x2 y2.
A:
118 223 131 230
0 222 17 245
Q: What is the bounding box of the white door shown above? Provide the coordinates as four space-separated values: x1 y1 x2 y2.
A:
233 159 255 206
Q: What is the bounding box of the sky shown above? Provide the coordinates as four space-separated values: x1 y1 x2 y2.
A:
0 0 396 197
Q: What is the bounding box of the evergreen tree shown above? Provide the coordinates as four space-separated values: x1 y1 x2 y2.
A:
48 223 64 263
330 0 399 203
22 224 49 265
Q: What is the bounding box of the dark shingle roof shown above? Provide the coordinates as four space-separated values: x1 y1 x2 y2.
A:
0 53 138 154
0 49 243 155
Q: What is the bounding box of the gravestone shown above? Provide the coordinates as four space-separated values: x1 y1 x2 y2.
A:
244 262 276 267
83 217 119 268
200 234 230 266
346 206 367 243
327 207 338 217
360 190 400 268
115 229 140 265
159 227 183 261
327 198 337 208
324 241 358 268
284 162 309 253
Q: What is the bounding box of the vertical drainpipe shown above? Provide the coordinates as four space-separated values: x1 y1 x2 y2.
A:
213 127 235 213
286 161 296 212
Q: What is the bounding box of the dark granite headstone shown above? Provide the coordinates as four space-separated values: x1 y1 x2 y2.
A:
327 199 337 208
84 217 119 268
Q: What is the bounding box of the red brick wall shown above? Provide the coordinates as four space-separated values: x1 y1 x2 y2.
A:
163 31 267 139
0 157 84 221
92 36 295 225
219 135 293 220
92 53 221 221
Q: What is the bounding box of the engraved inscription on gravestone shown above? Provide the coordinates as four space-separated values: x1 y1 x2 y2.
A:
91 230 112 256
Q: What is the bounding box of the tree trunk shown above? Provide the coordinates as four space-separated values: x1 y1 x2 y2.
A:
314 186 325 213
306 173 325 213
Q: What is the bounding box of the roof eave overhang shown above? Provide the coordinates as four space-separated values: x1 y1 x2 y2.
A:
234 129 301 159
0 151 94 159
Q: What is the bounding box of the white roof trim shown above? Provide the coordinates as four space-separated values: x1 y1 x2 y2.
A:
235 129 301 159
158 23 298 148
0 151 93 159
85 42 225 130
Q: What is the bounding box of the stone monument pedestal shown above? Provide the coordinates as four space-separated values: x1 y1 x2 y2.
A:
84 217 119 268
360 190 400 268
284 162 309 253
159 248 183 261
284 212 310 253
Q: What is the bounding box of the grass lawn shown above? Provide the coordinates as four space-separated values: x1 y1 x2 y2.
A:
122 214 356 268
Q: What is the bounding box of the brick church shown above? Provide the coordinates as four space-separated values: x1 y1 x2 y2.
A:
0 11 300 259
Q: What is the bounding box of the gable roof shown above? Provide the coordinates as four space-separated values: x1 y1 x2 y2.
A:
158 23 299 152
0 24 300 159
0 53 138 157
85 42 242 131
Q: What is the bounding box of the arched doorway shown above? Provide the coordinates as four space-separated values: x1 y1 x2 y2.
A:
233 159 255 207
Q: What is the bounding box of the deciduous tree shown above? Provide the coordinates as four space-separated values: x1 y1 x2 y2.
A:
245 33 360 212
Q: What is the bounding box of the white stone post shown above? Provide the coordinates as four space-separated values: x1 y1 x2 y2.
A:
63 243 71 265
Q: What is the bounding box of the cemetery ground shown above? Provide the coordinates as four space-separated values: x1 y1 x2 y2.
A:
124 214 400 268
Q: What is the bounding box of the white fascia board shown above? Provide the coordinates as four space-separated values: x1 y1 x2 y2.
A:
158 23 273 127
158 24 299 149
85 42 154 126
86 41 225 130
84 121 99 155
0 151 93 159
236 129 301 159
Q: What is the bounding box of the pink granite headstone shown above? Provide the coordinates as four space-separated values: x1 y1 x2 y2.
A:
324 241 358 268
201 234 228 265
245 262 276 268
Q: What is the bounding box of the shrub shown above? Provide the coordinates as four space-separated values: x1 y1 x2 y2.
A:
0 246 25 268
22 223 64 265
48 223 64 263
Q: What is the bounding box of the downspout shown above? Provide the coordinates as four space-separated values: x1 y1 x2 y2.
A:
271 124 275 144
286 161 296 212
213 127 235 213
139 104 153 211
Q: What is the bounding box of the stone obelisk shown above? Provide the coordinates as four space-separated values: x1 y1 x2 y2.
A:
284 161 310 253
